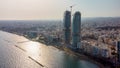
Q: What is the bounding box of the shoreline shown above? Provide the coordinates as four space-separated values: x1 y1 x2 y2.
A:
53 45 106 68
0 31 109 68
37 39 106 68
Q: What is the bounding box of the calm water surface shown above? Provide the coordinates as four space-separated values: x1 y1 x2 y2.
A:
0 31 99 68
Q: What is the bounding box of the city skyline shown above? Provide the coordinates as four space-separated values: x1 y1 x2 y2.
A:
0 0 120 20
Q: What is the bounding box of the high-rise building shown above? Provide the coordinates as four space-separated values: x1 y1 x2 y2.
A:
72 11 81 49
117 41 120 62
63 11 71 44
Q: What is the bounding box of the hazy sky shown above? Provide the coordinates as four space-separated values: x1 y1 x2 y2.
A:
0 0 120 20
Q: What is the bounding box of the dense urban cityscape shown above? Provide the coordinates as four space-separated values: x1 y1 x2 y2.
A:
0 15 120 67
0 0 120 68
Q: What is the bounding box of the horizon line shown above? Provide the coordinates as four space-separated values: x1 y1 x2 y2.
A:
0 16 120 21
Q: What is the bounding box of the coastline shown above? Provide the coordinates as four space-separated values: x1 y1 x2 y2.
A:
52 45 106 68
0 31 108 68
36 39 106 68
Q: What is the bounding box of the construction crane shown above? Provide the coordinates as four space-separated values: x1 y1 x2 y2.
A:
70 4 76 14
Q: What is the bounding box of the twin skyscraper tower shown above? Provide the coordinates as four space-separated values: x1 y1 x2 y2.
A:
64 10 81 49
